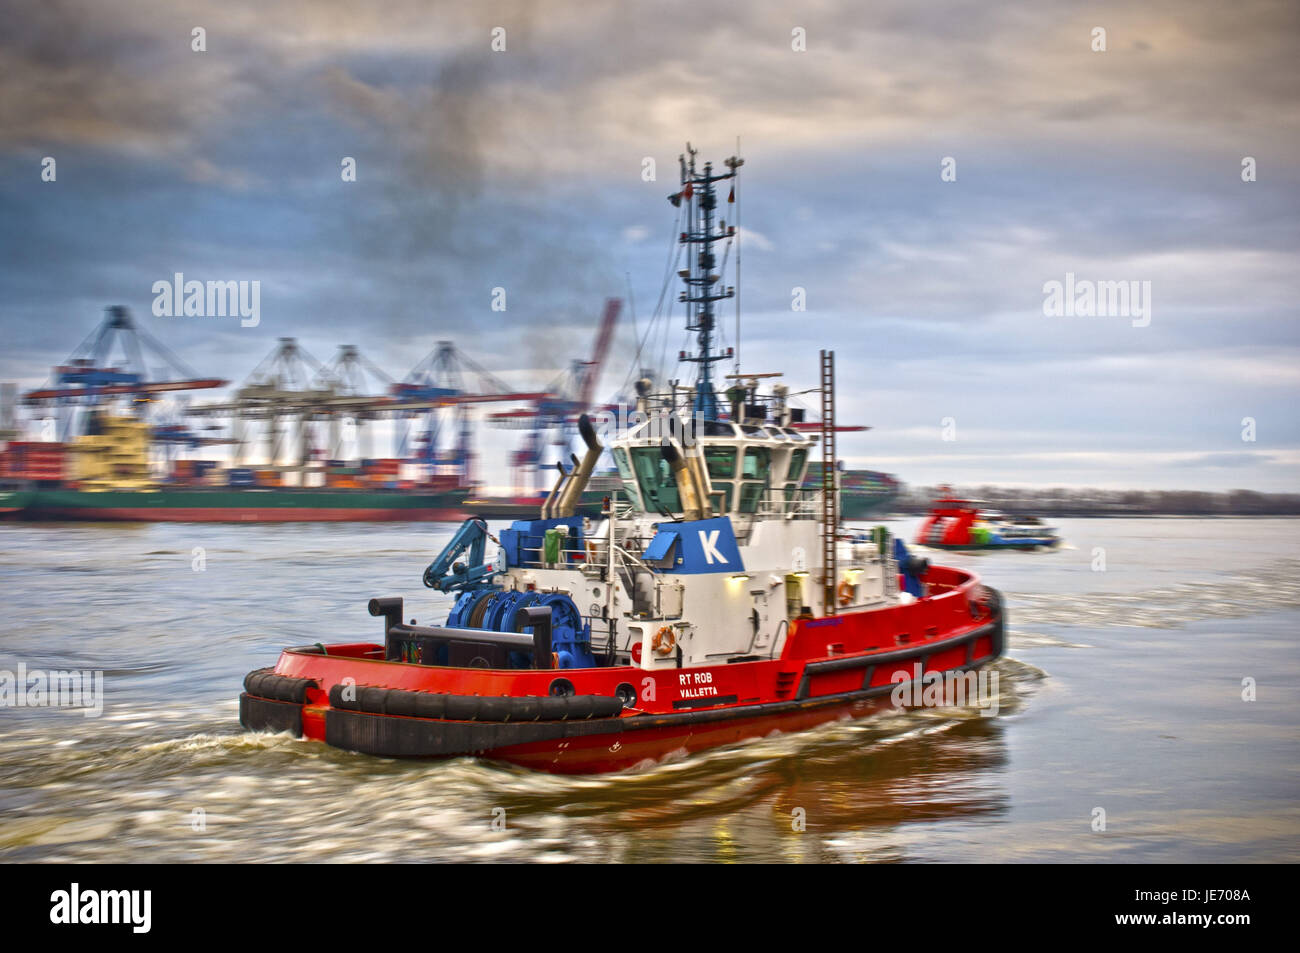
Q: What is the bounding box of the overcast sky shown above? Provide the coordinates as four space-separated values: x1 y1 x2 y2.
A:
1 0 1297 491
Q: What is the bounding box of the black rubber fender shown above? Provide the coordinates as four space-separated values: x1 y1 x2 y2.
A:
240 694 304 736
507 696 544 721
243 668 317 704
328 682 624 722
357 685 391 714
474 697 514 722
443 694 482 721
558 695 601 719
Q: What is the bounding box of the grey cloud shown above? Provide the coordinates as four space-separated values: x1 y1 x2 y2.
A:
1 0 1297 493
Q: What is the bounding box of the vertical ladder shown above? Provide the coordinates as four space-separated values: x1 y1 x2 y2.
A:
820 349 837 615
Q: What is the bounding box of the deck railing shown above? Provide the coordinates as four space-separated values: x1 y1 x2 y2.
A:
509 485 826 570
752 486 824 520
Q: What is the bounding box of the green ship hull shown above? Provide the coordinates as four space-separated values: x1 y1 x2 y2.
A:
7 486 473 522
802 465 901 520
0 488 34 514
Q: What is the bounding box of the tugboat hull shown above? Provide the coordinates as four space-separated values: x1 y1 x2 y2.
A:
318 693 902 773
241 586 1004 774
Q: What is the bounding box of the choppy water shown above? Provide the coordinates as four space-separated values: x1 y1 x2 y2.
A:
1 517 1297 862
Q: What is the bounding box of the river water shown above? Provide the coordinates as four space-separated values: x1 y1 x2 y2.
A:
0 517 1296 863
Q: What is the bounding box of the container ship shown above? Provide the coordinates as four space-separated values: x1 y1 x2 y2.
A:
0 416 471 522
15 485 474 522
803 462 900 519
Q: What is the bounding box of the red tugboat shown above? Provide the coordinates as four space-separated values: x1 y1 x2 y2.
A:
916 487 1062 551
239 148 1005 773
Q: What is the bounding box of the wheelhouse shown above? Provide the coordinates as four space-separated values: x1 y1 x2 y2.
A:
610 417 815 520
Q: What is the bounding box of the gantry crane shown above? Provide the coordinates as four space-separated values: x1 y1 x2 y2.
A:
188 338 394 468
391 341 547 487
21 305 226 441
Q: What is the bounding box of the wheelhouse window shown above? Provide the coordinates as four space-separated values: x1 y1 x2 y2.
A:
735 446 771 513
611 447 641 505
628 447 681 513
738 481 765 513
788 448 808 483
780 447 808 504
741 447 771 480
702 420 739 438
704 446 738 480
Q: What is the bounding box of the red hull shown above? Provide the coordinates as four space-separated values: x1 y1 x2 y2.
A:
466 694 895 773
240 568 1004 774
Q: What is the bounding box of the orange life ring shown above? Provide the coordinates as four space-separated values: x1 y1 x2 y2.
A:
837 579 855 606
651 625 676 656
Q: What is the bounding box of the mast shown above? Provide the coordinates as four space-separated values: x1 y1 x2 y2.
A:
672 145 742 420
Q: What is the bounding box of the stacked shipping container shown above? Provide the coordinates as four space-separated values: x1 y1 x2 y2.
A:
0 442 67 482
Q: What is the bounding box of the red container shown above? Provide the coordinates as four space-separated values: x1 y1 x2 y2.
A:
3 442 66 481
363 458 402 475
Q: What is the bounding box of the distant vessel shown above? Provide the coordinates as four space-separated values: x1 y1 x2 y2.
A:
804 462 900 519
0 488 32 515
0 305 619 525
13 486 471 522
916 488 1061 551
0 414 473 522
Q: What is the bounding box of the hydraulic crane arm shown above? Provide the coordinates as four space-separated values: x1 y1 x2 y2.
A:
423 518 499 592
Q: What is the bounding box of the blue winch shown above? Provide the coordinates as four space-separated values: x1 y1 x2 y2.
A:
424 517 596 669
447 589 595 669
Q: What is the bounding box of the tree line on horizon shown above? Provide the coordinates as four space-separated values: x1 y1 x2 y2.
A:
894 485 1300 517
